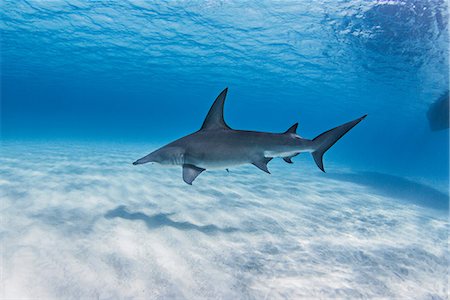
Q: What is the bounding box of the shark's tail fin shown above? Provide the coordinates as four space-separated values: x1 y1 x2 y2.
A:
311 115 367 172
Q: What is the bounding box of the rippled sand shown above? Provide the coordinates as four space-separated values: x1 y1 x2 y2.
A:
1 142 448 299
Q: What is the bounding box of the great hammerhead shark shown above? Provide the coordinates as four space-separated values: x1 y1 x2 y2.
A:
133 88 366 185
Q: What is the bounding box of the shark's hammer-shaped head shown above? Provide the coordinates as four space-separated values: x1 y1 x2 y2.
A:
133 146 185 166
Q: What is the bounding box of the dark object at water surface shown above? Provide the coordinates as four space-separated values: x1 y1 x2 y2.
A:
427 91 449 131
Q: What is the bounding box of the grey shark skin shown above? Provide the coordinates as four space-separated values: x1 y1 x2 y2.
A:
133 88 366 185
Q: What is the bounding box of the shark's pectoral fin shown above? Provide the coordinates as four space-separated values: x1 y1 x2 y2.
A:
182 164 205 185
283 153 299 164
252 157 273 174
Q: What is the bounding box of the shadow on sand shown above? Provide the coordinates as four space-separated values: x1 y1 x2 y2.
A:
328 172 449 211
105 205 238 234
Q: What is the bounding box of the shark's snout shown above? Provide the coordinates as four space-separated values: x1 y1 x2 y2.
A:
133 157 156 165
133 152 157 165
132 157 148 165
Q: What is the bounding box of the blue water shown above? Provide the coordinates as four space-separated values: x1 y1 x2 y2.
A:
1 1 448 299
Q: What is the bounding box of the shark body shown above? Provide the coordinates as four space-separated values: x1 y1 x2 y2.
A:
133 88 366 184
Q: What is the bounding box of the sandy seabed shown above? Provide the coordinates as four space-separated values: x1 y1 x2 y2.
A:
1 142 448 299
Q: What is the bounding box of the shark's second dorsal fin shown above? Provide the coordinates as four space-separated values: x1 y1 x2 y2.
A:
201 88 231 130
284 123 298 134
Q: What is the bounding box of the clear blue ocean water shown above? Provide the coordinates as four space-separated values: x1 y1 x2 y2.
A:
1 1 449 299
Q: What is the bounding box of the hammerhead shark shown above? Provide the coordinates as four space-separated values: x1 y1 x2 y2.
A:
133 88 366 185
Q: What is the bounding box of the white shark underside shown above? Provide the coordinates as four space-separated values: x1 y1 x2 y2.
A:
133 88 366 185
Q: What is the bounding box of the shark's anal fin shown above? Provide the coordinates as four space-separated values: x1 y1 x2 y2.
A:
283 157 293 164
182 164 205 185
283 153 299 164
252 157 273 174
201 88 231 130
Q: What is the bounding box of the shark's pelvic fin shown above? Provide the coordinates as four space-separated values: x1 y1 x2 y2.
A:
201 87 231 130
312 115 367 172
252 157 273 173
283 153 299 164
284 123 298 134
182 164 205 185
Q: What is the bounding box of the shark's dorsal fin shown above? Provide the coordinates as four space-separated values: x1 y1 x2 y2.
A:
284 123 298 134
201 88 231 130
